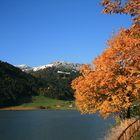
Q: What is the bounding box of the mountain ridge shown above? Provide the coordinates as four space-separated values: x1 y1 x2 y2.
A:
15 61 83 72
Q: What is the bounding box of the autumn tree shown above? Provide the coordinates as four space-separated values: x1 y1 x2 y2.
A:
100 0 140 26
72 0 140 118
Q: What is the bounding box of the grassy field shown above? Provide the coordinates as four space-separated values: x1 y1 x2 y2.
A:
0 96 76 110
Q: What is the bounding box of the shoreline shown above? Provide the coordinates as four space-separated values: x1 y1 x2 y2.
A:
0 106 76 111
0 106 39 111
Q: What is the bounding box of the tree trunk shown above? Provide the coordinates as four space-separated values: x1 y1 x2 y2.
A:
119 111 125 120
126 107 131 118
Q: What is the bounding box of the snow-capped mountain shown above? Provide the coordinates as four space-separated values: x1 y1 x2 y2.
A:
33 64 54 71
14 64 33 72
15 61 82 72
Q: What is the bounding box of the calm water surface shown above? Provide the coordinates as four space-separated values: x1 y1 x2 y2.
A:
0 110 114 140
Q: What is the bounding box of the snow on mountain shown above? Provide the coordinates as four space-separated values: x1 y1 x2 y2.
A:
15 61 82 72
33 64 53 71
15 64 33 72
48 61 82 71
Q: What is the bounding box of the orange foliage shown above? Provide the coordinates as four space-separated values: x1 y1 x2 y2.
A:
100 0 140 26
72 1 140 117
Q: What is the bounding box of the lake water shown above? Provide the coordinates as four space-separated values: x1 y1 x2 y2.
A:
0 110 114 140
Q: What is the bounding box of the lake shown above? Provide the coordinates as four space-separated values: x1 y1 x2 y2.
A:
0 110 114 140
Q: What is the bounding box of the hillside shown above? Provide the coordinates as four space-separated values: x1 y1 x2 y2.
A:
0 61 42 107
30 65 80 100
16 61 81 100
0 61 81 107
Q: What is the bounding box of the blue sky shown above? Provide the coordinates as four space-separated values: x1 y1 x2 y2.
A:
0 0 132 66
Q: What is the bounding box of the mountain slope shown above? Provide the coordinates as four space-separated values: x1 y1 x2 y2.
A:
0 61 41 107
30 65 80 100
14 64 33 72
0 60 81 107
